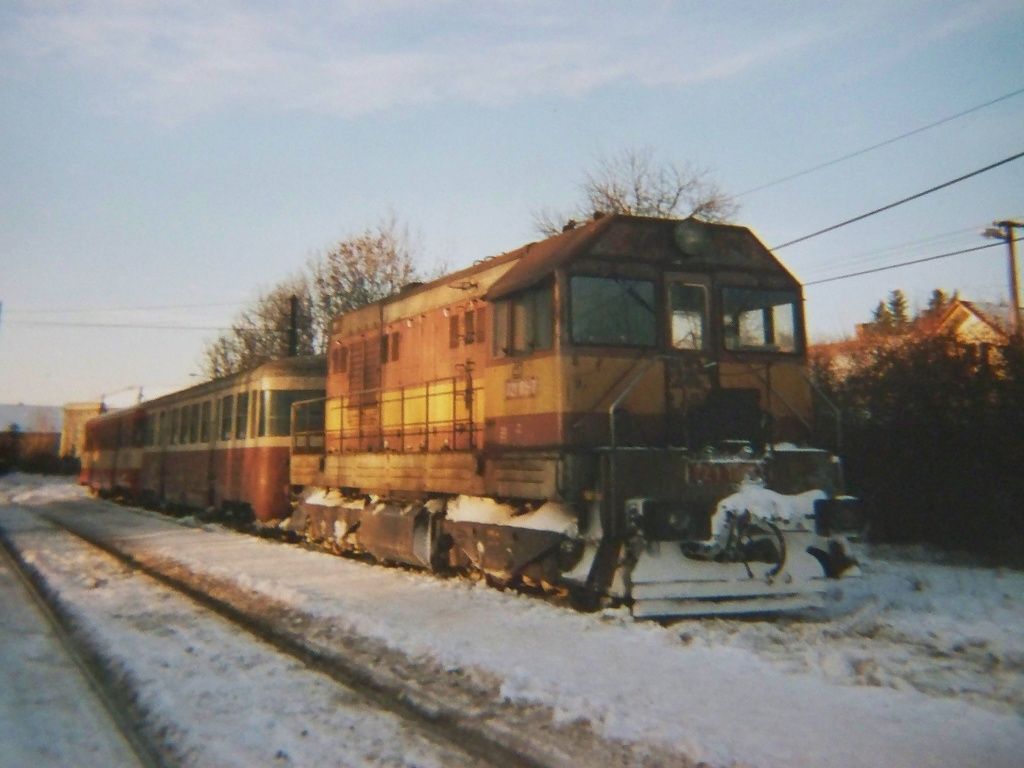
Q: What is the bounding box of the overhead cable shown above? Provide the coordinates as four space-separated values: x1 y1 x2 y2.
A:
803 238 1022 287
772 150 1024 251
4 300 247 316
8 320 235 331
738 85 1024 197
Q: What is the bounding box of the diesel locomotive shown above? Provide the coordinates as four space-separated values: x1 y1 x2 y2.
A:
289 214 862 617
82 214 861 617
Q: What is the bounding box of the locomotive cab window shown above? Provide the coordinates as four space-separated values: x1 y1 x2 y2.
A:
570 275 656 347
721 287 800 353
668 281 707 351
492 282 553 356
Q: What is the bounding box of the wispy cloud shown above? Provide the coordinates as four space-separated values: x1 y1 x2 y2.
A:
0 2 889 123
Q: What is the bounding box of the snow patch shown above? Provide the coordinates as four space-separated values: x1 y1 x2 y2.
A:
445 495 578 535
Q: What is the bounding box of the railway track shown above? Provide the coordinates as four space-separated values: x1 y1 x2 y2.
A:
0 528 157 768
0 506 550 768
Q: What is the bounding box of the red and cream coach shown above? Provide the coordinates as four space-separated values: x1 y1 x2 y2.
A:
81 356 324 520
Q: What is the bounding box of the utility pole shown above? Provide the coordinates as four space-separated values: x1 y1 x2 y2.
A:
983 220 1023 335
287 294 299 357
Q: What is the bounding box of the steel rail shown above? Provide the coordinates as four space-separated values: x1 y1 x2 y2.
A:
0 525 164 768
35 506 559 768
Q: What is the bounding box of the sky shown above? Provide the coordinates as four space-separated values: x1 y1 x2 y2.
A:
1 0 1022 406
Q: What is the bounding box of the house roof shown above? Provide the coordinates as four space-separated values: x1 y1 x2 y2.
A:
937 299 1020 341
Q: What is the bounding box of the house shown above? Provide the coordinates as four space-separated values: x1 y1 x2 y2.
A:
934 300 1018 346
60 401 104 459
811 298 1020 376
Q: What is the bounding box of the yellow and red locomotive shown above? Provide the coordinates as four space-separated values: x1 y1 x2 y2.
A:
292 214 861 617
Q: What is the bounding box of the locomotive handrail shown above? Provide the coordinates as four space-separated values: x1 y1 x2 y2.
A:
730 361 843 451
803 371 843 453
729 361 815 440
606 354 671 537
318 375 484 453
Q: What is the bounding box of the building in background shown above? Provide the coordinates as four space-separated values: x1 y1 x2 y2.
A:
60 402 104 460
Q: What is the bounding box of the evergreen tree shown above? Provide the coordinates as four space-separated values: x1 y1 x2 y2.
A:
925 288 949 317
871 301 894 333
887 289 910 329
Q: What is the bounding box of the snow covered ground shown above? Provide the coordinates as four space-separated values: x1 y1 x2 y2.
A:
0 545 142 767
2 473 1022 767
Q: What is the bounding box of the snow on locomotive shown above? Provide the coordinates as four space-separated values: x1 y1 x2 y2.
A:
290 214 863 617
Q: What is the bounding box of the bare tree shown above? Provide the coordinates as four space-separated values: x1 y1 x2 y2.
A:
200 215 420 379
201 274 316 378
535 146 738 236
309 215 418 350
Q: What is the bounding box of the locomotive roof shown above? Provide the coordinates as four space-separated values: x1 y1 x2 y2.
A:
486 213 799 300
334 214 800 332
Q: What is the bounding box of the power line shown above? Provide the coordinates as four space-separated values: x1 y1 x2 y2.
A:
3 300 247 315
799 223 985 277
772 150 1024 251
737 85 1024 197
8 320 234 331
803 239 1022 287
8 319 298 333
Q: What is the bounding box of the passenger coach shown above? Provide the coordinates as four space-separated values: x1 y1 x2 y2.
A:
82 356 325 520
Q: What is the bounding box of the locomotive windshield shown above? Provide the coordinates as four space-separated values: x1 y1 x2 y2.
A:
570 276 657 347
721 287 800 353
669 282 707 351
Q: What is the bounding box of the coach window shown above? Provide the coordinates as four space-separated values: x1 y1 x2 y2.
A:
219 395 233 440
235 392 249 439
179 406 189 444
668 282 708 351
189 403 199 443
493 282 553 356
257 391 268 437
570 275 656 347
200 401 211 442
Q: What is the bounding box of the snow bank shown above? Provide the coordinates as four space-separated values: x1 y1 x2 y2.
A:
445 495 578 534
0 474 85 507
